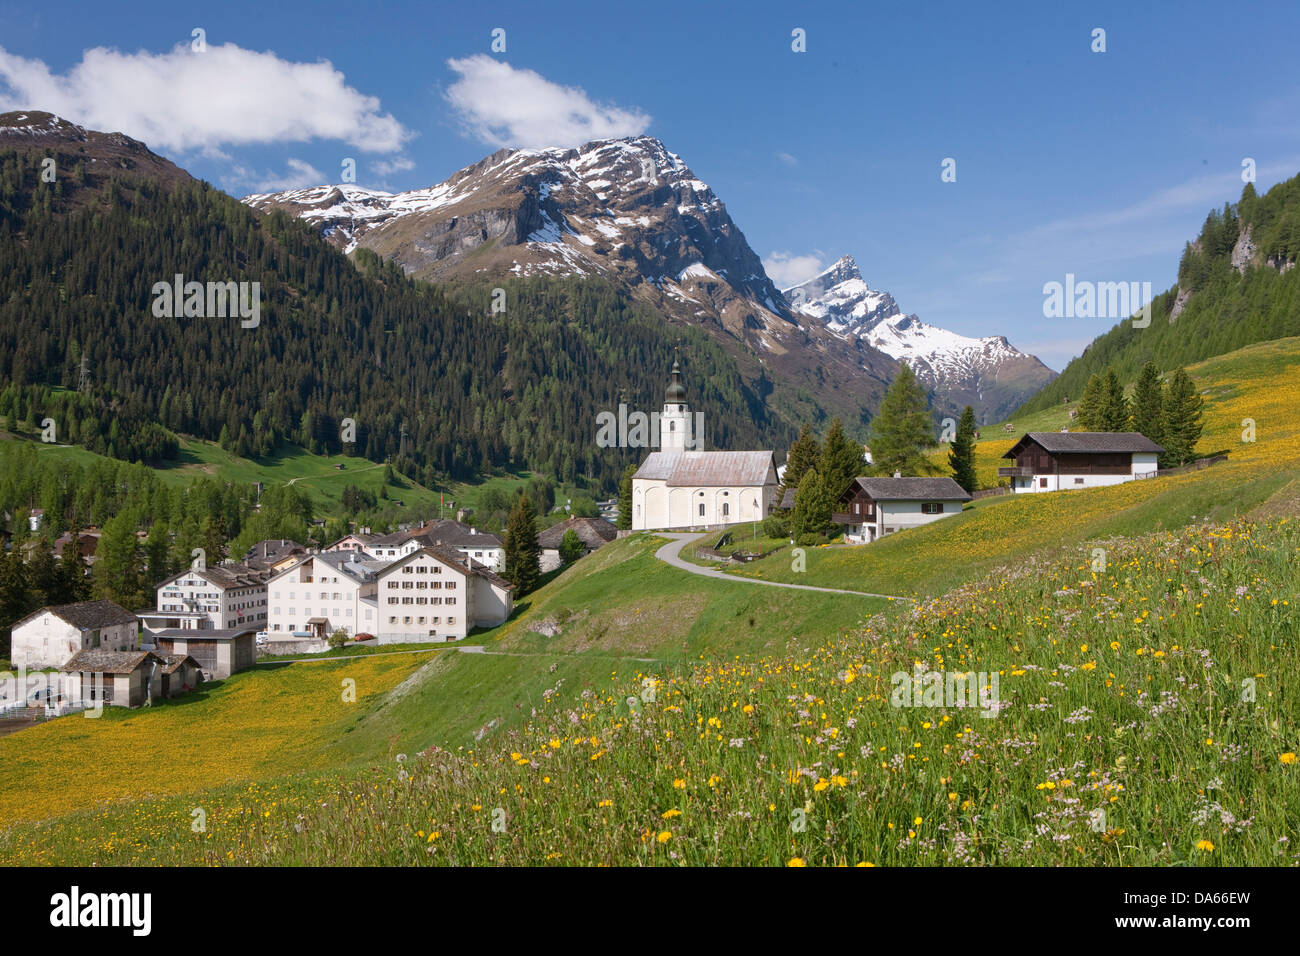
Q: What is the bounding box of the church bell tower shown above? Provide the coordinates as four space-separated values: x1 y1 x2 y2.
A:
660 352 693 451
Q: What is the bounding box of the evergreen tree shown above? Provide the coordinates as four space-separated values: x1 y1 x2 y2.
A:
26 539 60 608
617 464 636 530
558 529 585 564
0 548 30 642
791 467 833 538
1130 362 1166 447
819 418 863 500
503 494 540 595
1076 373 1106 430
93 511 144 608
780 424 822 499
1100 368 1131 431
57 543 91 603
948 405 978 493
1162 367 1204 466
869 363 934 475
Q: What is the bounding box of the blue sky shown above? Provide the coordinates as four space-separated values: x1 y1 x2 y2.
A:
2 0 1298 371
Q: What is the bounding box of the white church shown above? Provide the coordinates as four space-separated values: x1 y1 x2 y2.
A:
630 358 779 531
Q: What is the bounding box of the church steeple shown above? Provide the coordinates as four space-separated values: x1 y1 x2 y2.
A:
661 349 692 451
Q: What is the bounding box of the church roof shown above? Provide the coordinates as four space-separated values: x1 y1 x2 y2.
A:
634 451 775 487
665 359 687 403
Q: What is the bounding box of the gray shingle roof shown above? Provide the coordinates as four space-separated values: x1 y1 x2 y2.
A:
60 649 155 674
407 520 503 549
633 451 776 487
1006 432 1164 456
851 476 973 501
23 600 138 632
538 517 618 550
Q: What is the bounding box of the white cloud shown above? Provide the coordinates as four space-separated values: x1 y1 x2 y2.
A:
371 156 415 176
775 151 798 167
241 157 325 193
0 43 410 153
763 251 825 288
444 55 650 149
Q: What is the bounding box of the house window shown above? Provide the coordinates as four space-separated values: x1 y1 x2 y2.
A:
722 503 730 516
699 503 705 517
921 502 942 515
1074 477 1085 485
1039 478 1048 488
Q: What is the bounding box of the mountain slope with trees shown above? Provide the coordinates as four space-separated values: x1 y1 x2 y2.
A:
1017 173 1300 415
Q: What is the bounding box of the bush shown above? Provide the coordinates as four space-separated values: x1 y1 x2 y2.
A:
795 533 823 547
328 628 350 649
762 514 790 538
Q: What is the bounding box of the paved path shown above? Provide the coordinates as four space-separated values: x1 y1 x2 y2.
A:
654 533 912 602
254 644 663 665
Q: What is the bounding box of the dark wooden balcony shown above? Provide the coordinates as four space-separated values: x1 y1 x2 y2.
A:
998 466 1033 477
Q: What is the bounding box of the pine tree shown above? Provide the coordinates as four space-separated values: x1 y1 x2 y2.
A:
617 464 636 530
780 424 822 500
503 494 540 595
26 539 60 608
869 363 934 475
1130 362 1166 447
57 543 91 603
819 418 863 500
791 467 833 538
1077 373 1106 430
948 405 978 493
1101 368 1131 431
0 549 31 652
1163 367 1204 466
93 511 144 608
558 529 585 564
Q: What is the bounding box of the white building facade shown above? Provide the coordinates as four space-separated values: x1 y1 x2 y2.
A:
152 563 270 631
374 547 513 643
267 552 380 639
9 600 139 670
631 360 778 531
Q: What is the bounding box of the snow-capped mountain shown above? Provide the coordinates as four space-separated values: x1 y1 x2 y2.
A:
784 256 1057 422
245 137 900 424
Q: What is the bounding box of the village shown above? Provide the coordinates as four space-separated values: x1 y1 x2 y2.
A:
1 359 1173 716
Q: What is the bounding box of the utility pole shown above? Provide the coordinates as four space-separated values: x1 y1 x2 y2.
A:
77 353 91 393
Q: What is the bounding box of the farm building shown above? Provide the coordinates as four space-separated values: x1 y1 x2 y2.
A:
538 517 617 571
832 476 972 544
58 649 198 708
9 600 139 670
1000 432 1162 492
152 627 258 680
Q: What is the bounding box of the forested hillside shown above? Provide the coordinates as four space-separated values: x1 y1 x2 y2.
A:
1017 173 1300 414
0 143 791 493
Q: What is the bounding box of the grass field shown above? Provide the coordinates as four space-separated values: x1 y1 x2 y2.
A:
2 337 1298 865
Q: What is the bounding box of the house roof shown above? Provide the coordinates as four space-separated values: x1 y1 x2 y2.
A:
633 451 776 487
158 653 201 675
848 476 973 502
406 519 503 550
60 649 156 674
538 517 617 550
157 562 270 590
380 546 514 591
155 627 258 641
1004 431 1165 457
14 599 137 633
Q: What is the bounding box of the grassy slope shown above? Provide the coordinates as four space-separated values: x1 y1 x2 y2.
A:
723 337 1300 597
3 337 1298 864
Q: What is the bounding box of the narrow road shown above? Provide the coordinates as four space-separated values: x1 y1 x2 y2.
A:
653 533 913 601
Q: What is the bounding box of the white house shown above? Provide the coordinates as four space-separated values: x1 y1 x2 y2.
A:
831 476 972 544
146 562 271 633
9 600 139 670
405 521 506 572
266 551 383 639
1000 432 1163 493
373 546 513 643
631 359 778 531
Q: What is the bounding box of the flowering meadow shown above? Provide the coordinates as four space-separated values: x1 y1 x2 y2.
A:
4 514 1294 866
